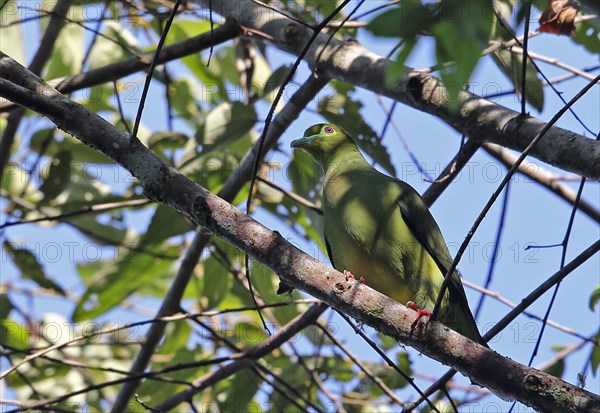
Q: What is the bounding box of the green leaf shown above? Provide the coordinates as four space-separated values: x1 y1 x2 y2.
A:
159 319 192 355
202 254 233 309
141 205 192 246
258 160 327 265
243 45 273 100
289 149 321 200
218 367 262 411
195 102 257 154
258 64 291 102
432 1 493 103
247 261 304 327
1 319 29 350
169 76 203 121
358 353 412 394
1 162 31 199
368 1 494 104
305 0 340 22
0 294 13 320
377 332 399 351
139 347 208 403
233 321 269 347
214 46 245 87
73 247 175 320
76 260 106 285
166 19 209 44
302 324 327 346
591 332 600 376
39 150 72 203
396 351 412 373
87 22 127 70
492 49 544 112
589 285 600 312
3 241 65 295
366 0 434 38
573 18 600 54
148 131 189 151
0 3 25 64
6 358 71 389
46 19 85 77
179 55 225 105
103 18 143 57
327 356 354 382
387 39 416 82
65 213 128 246
269 360 316 407
77 84 117 114
543 358 565 379
31 130 113 164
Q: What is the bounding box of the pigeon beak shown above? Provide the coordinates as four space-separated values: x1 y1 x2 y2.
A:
290 135 314 148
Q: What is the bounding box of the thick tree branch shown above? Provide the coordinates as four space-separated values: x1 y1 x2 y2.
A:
193 0 600 180
0 53 598 413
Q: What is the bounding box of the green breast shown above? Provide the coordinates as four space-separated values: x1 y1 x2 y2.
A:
322 170 441 307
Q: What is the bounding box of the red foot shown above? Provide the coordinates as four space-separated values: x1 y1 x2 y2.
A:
344 270 365 284
407 301 432 331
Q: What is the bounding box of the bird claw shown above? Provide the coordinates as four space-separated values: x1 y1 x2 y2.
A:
407 301 432 332
344 270 365 284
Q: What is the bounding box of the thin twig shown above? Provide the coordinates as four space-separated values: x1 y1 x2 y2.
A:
336 311 440 413
317 322 405 406
130 0 182 140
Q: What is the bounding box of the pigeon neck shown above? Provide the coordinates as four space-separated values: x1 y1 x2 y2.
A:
323 145 371 180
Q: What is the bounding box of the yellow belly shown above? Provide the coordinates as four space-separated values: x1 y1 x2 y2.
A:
331 237 442 307
323 170 445 309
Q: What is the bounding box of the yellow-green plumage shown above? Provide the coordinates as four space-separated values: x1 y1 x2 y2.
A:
291 123 486 345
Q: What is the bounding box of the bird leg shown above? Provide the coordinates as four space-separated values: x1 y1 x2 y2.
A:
407 301 432 332
343 270 364 284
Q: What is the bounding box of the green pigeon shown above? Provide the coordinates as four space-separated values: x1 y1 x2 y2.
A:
289 123 486 345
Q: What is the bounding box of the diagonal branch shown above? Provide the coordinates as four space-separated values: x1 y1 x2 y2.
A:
193 0 600 180
0 53 598 413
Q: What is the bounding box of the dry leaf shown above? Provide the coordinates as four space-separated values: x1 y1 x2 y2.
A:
538 0 581 36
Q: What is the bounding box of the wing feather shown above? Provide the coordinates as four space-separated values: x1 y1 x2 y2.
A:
396 181 486 345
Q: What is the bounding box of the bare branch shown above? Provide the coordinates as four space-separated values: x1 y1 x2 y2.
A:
156 303 329 411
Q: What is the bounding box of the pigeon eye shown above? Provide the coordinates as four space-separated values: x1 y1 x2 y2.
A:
323 126 334 134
